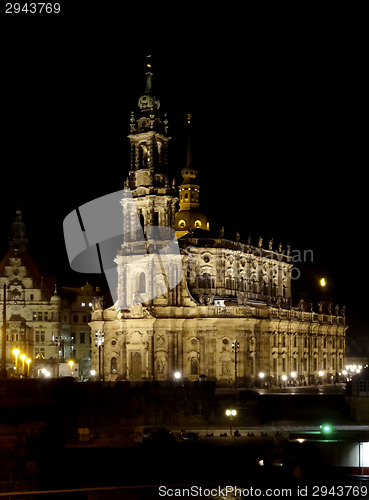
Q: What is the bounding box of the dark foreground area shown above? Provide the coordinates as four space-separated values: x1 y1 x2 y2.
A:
0 379 363 499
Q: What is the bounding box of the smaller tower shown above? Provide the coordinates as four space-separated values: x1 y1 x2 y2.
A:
9 207 28 252
175 114 209 238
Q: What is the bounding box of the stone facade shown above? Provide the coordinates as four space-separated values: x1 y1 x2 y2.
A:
0 210 61 378
60 283 96 379
89 63 347 386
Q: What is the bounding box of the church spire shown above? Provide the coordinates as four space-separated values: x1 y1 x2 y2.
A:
9 207 28 251
185 113 192 168
126 55 176 203
174 115 209 238
137 55 160 116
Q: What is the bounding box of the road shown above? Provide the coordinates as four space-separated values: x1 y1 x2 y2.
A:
216 383 346 395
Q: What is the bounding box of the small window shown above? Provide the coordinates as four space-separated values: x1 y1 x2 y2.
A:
38 312 43 321
111 357 117 374
30 294 34 300
137 273 146 293
73 315 78 323
80 332 86 344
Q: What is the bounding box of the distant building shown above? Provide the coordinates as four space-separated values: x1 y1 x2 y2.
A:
89 62 347 386
60 283 96 379
0 209 61 377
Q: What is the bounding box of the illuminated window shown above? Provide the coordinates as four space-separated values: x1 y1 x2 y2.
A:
35 348 45 360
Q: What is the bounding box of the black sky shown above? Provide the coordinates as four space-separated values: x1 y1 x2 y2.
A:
0 28 366 334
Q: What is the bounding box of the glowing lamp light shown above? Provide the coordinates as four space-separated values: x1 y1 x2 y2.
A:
320 424 333 433
226 409 237 416
291 372 296 378
320 278 326 287
259 372 264 378
174 371 181 380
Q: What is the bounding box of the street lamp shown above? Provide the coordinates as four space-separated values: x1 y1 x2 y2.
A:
13 349 20 377
291 372 296 386
68 360 74 377
174 371 181 380
20 354 26 378
282 374 287 391
318 370 324 385
320 278 326 287
225 409 237 435
26 358 31 378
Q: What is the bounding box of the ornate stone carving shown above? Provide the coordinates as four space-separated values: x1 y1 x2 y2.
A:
92 296 104 311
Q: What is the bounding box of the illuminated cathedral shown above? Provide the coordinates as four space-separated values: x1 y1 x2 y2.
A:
89 60 346 387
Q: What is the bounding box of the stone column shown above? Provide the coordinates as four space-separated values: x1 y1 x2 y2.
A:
121 337 127 379
199 331 206 375
130 144 135 170
177 330 183 376
208 332 216 379
167 331 174 377
135 143 140 170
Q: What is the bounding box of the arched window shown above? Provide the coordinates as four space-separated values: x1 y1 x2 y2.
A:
191 357 198 375
137 272 146 293
111 357 117 374
201 272 212 288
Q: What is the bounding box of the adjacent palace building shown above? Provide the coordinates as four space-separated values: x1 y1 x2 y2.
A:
89 61 347 387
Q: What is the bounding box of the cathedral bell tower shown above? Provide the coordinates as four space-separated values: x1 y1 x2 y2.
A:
125 55 178 231
175 114 209 239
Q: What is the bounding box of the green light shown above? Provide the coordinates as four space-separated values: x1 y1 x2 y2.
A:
320 424 333 433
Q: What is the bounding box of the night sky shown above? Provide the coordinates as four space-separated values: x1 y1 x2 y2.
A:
1 29 366 335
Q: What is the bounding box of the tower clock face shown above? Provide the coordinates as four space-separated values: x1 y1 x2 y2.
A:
194 220 202 228
178 219 186 228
